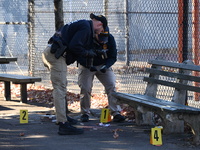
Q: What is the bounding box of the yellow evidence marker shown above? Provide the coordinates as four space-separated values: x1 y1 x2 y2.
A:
20 110 28 123
150 126 163 146
100 108 111 123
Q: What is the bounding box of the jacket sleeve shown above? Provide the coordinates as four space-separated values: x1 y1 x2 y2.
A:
105 34 117 68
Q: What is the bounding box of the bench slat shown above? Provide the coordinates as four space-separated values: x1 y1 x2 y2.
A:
145 68 200 82
113 92 200 114
148 60 200 72
0 57 17 63
144 77 200 93
0 74 41 83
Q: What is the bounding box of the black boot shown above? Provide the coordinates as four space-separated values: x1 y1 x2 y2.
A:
80 114 89 122
58 122 84 135
113 114 125 122
67 116 78 125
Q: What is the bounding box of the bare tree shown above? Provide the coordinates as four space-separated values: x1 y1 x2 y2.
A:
54 0 64 31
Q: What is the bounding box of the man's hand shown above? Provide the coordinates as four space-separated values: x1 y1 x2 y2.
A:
100 65 107 73
85 50 97 58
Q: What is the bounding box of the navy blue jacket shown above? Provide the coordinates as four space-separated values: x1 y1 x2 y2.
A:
57 20 94 57
77 34 117 68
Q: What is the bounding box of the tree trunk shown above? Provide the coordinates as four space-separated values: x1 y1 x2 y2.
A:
54 0 64 31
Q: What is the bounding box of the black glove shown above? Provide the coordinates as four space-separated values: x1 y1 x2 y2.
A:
100 65 107 73
85 50 97 58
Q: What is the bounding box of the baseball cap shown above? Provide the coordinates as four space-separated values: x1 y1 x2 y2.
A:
98 26 109 43
90 13 107 30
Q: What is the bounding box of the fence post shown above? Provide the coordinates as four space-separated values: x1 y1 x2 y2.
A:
103 0 108 17
28 0 35 76
182 0 189 61
192 0 200 101
178 0 189 105
178 0 189 63
125 0 130 66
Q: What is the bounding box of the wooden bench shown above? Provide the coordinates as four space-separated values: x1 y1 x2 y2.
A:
113 59 200 145
0 74 41 103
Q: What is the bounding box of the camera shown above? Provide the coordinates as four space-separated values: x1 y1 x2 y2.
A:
85 49 108 72
95 49 108 59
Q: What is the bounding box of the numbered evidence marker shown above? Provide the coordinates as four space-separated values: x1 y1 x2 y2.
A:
150 126 163 146
20 110 28 123
100 108 111 123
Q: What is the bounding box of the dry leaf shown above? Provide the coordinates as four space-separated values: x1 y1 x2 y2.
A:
0 83 136 122
19 132 25 136
112 128 123 139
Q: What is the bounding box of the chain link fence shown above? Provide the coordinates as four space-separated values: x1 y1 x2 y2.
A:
0 0 200 108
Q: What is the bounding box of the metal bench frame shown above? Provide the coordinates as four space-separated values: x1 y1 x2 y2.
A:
0 74 41 103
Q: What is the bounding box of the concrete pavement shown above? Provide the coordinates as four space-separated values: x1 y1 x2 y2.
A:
0 98 199 150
